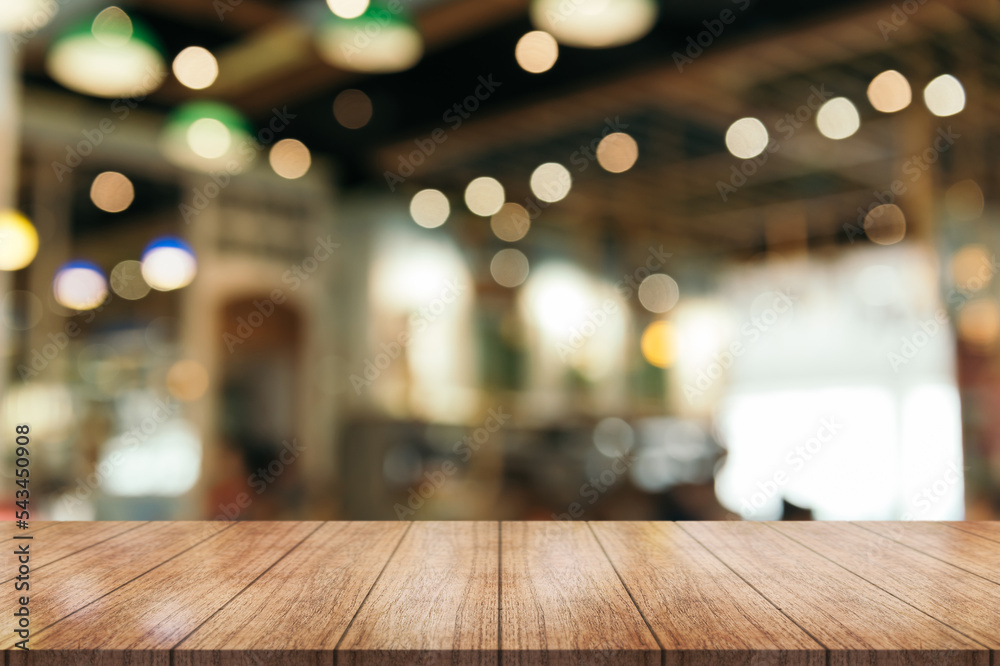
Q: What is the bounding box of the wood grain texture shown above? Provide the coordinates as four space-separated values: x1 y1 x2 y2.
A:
174 521 408 666
1 522 228 650
856 521 1000 585
680 521 988 666
11 521 319 665
336 521 498 666
771 522 1000 652
591 521 825 666
501 521 659 666
945 522 1000 544
2 522 146 583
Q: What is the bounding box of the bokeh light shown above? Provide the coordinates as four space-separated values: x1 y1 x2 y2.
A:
0 0 58 33
945 180 984 221
47 10 165 98
334 89 373 129
491 249 529 287
638 274 680 313
816 97 860 140
141 237 197 291
187 117 230 159
53 260 107 311
110 260 151 300
409 189 450 228
593 417 634 458
269 139 312 179
529 0 657 48
924 74 965 117
327 0 370 19
172 46 218 90
864 204 906 245
464 177 505 216
490 203 531 242
958 299 1000 351
867 70 911 113
596 132 638 173
161 102 253 174
317 6 423 73
515 31 558 73
530 162 572 202
0 211 39 271
90 172 134 213
725 118 769 159
952 245 993 292
640 320 675 368
167 359 210 401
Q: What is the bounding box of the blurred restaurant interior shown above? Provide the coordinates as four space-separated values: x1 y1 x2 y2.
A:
1 0 999 522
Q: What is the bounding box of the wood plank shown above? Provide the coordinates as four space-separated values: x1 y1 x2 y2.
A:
681 521 988 666
9 522 320 666
3 522 147 582
500 521 659 666
856 522 1000 585
945 522 1000 544
174 521 408 666
770 522 1000 653
1 522 229 649
336 521 497 666
591 521 825 666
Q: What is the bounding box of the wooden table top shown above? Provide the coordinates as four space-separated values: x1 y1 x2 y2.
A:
3 521 999 665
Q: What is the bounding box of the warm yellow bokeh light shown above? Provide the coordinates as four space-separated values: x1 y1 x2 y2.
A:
924 74 965 117
515 31 558 74
641 320 675 368
816 97 860 140
867 70 911 113
596 132 638 173
90 171 134 213
0 211 39 271
958 299 1000 351
863 204 906 246
410 189 450 228
491 203 531 242
952 245 993 292
172 46 218 90
269 139 311 179
333 89 373 129
530 162 571 203
464 177 505 216
490 248 529 287
167 359 210 401
725 118 769 159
